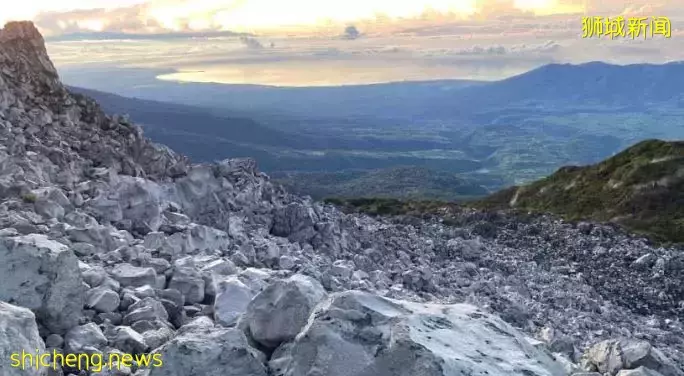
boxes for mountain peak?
[1,21,43,43]
[0,21,60,96]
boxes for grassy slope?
[476,139,684,243]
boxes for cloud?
[239,36,264,49]
[33,5,161,36]
[343,25,361,40]
[24,0,594,37]
[449,40,562,55]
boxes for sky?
[2,0,682,86]
[3,0,584,34]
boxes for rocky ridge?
[0,21,682,376]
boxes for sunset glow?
[1,0,591,35]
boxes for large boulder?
[214,276,254,327]
[64,323,108,354]
[618,368,667,376]
[270,203,317,239]
[0,234,84,333]
[123,297,169,326]
[168,267,205,304]
[86,286,121,313]
[88,176,164,233]
[147,322,267,376]
[0,301,48,376]
[105,325,149,354]
[269,291,567,376]
[245,274,327,348]
[581,339,683,376]
[110,263,158,288]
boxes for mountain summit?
[0,22,682,376]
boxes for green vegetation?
[325,197,458,218]
[274,166,490,202]
[327,140,684,245]
[476,139,684,244]
[21,193,37,203]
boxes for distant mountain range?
[434,61,684,113]
[65,61,684,201]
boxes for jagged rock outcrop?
[0,21,683,376]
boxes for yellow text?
[9,349,163,372]
[582,16,672,39]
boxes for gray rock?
[245,274,327,348]
[270,291,567,376]
[132,286,157,300]
[0,301,48,376]
[0,234,84,333]
[45,334,64,348]
[105,326,148,354]
[64,323,108,354]
[111,264,157,288]
[271,203,316,238]
[632,253,658,269]
[617,368,666,376]
[86,286,121,313]
[582,339,682,376]
[214,276,254,327]
[278,255,297,270]
[201,259,238,276]
[167,267,205,304]
[124,298,169,326]
[147,326,267,376]
[82,266,108,288]
[141,326,174,350]
[620,340,683,376]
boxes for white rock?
[86,286,121,313]
[214,276,254,327]
[64,323,108,354]
[582,340,683,376]
[111,263,158,288]
[147,325,267,376]
[0,234,84,333]
[124,298,169,325]
[271,291,567,376]
[617,367,666,376]
[105,326,149,354]
[0,301,48,376]
[245,274,327,348]
[168,267,205,304]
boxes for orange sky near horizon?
[0,0,603,36]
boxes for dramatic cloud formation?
[0,0,594,36]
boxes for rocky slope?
[477,139,684,244]
[0,21,682,376]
